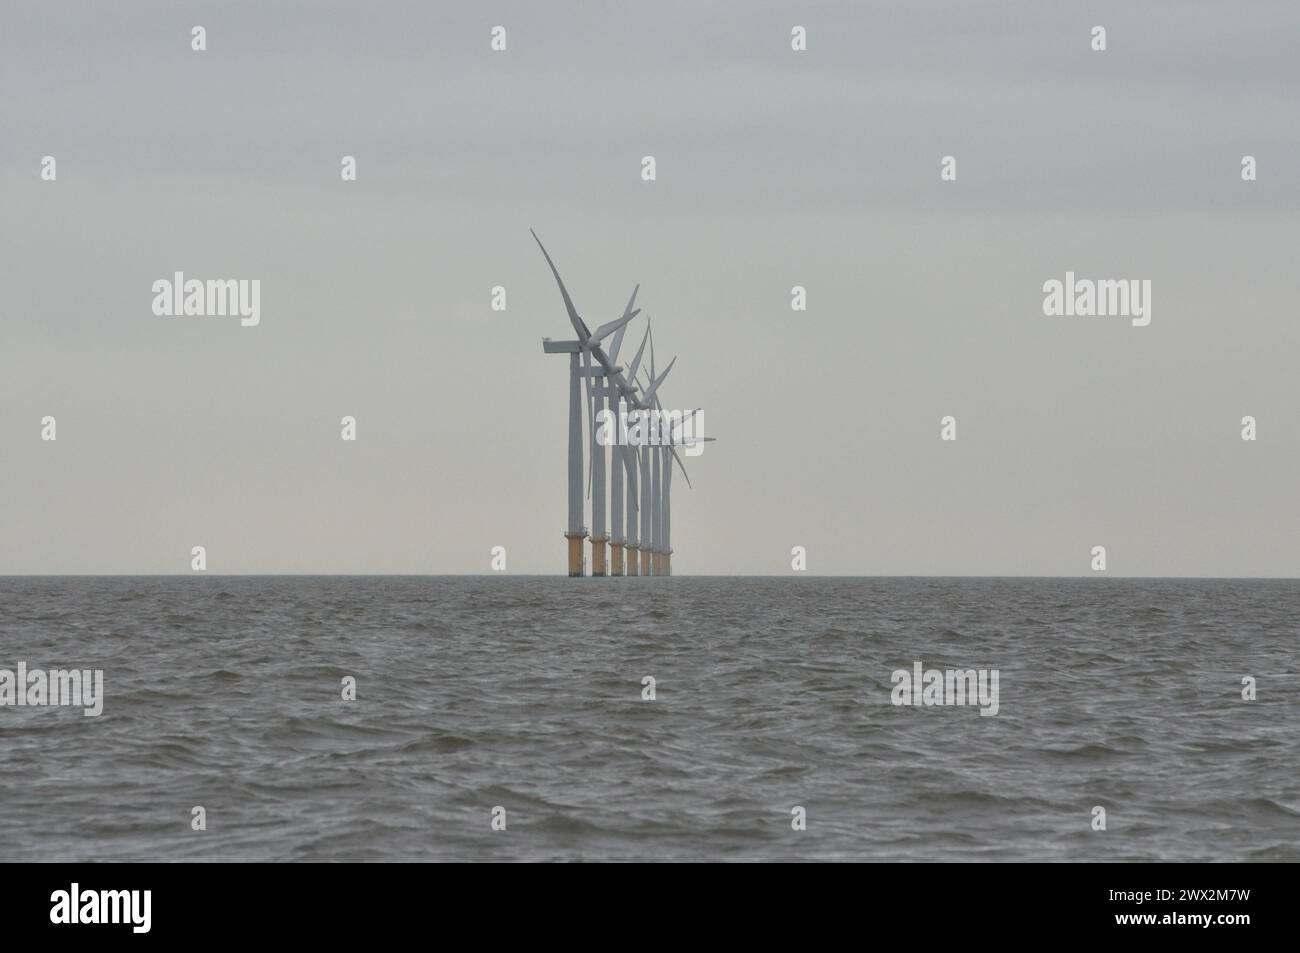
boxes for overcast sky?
[2,1,1298,575]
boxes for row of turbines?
[534,231,709,576]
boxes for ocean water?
[0,576,1296,863]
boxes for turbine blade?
[641,355,676,405]
[531,229,591,340]
[597,284,642,352]
[625,325,650,388]
[591,309,638,346]
[669,446,693,489]
[608,324,629,365]
[669,408,698,441]
[657,402,701,445]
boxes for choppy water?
[0,576,1296,862]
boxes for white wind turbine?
[534,230,639,576]
[633,326,679,574]
[534,230,706,577]
[612,325,651,575]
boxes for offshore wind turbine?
[639,416,653,575]
[661,435,671,575]
[652,443,663,574]
[534,229,703,577]
[534,230,639,576]
[635,327,677,575]
[612,326,650,576]
[613,323,675,577]
[590,364,608,575]
[623,442,640,575]
[592,315,640,575]
[622,340,650,576]
[651,395,712,576]
[654,397,692,577]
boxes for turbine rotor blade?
[591,309,638,346]
[531,229,591,340]
[641,355,676,406]
[597,284,642,352]
[669,446,692,489]
[625,325,650,388]
[608,323,630,366]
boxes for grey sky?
[2,1,1298,575]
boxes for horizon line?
[1,573,1296,581]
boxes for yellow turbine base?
[611,543,624,576]
[565,534,585,577]
[592,539,607,577]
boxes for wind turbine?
[655,397,692,577]
[612,325,650,576]
[595,309,642,575]
[534,230,638,576]
[534,230,706,577]
[589,285,642,576]
[636,327,676,574]
[661,427,671,576]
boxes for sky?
[2,1,1298,575]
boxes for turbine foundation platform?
[564,532,586,577]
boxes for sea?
[1,576,1296,862]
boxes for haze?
[2,1,1297,575]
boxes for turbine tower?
[624,445,640,575]
[661,440,672,575]
[565,351,584,575]
[639,417,653,575]
[655,401,709,577]
[590,368,608,576]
